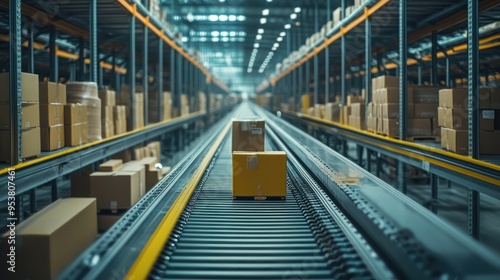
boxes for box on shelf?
[443,108,468,130]
[98,88,116,106]
[480,110,495,131]
[377,75,399,89]
[381,103,415,119]
[446,129,468,155]
[0,102,40,129]
[408,119,432,136]
[0,127,41,161]
[121,162,146,197]
[232,151,287,198]
[40,125,64,151]
[89,170,141,211]
[65,123,87,147]
[39,81,66,104]
[0,198,96,280]
[40,103,64,127]
[70,166,93,197]
[232,118,265,152]
[439,88,468,108]
[413,103,437,118]
[411,86,441,104]
[99,159,123,172]
[479,88,491,109]
[64,103,87,125]
[0,72,39,102]
[491,88,500,109]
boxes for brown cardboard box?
[0,198,96,280]
[162,92,172,120]
[65,123,87,146]
[70,166,93,197]
[480,131,500,155]
[377,117,383,134]
[432,118,440,136]
[0,127,41,161]
[491,88,500,110]
[97,213,122,233]
[480,110,495,131]
[98,88,116,106]
[121,163,146,197]
[413,103,438,118]
[232,151,287,198]
[355,116,365,130]
[147,142,161,162]
[377,75,399,89]
[351,103,366,118]
[479,88,491,109]
[64,104,87,125]
[409,119,432,136]
[438,107,445,127]
[102,105,114,122]
[441,127,449,149]
[444,108,468,130]
[447,129,468,155]
[347,95,362,106]
[0,72,39,102]
[99,159,123,171]
[232,119,265,152]
[381,103,415,119]
[0,102,40,129]
[138,157,157,170]
[146,168,162,192]
[40,104,64,127]
[342,106,351,124]
[112,149,132,163]
[378,87,399,104]
[439,88,468,108]
[102,121,115,138]
[90,171,141,210]
[412,86,441,104]
[41,125,65,151]
[348,115,355,127]
[383,118,398,137]
[39,81,66,104]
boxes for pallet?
[233,196,286,201]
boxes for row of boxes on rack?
[231,119,287,199]
[0,73,90,161]
[438,88,500,155]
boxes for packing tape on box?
[246,155,258,169]
[241,121,249,131]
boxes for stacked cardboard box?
[113,105,127,135]
[181,94,190,116]
[0,73,41,161]
[349,103,366,129]
[39,81,66,151]
[66,82,102,142]
[118,85,144,131]
[199,92,207,113]
[232,118,286,199]
[370,76,436,139]
[147,90,172,122]
[0,198,97,279]
[98,88,116,138]
[439,88,500,155]
[64,103,88,146]
[324,102,341,122]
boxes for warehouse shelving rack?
[257,0,500,239]
[0,0,233,223]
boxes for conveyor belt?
[149,134,375,279]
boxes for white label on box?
[110,201,118,210]
[251,127,262,135]
[247,156,258,169]
[482,110,495,119]
[241,121,249,131]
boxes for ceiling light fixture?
[258,28,264,34]
[228,15,237,21]
[280,32,286,37]
[290,13,297,20]
[211,31,219,37]
[254,43,260,48]
[256,34,262,40]
[277,37,283,42]
[262,9,269,16]
[273,43,279,48]
[260,18,267,24]
[284,24,291,29]
[208,15,218,21]
[219,15,228,21]
[294,7,301,13]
